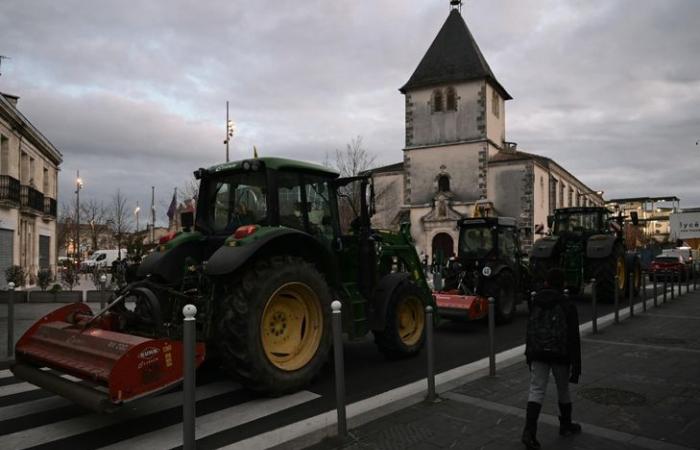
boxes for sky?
[1,0,699,227]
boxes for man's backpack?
[527,302,568,360]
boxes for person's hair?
[545,268,565,290]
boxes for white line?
[644,313,700,320]
[0,374,83,398]
[2,381,238,450]
[0,369,14,380]
[103,390,320,450]
[0,396,71,421]
[581,338,700,354]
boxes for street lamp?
[75,171,83,270]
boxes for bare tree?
[57,202,75,257]
[81,199,107,251]
[109,189,131,259]
[180,176,200,202]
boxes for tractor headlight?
[482,266,492,277]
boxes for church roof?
[399,9,511,99]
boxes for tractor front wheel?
[591,245,626,303]
[373,281,426,358]
[484,271,517,324]
[218,256,331,395]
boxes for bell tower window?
[432,89,443,112]
[446,86,457,111]
[438,175,450,192]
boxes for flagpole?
[174,187,178,230]
[151,186,155,244]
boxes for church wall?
[405,80,485,148]
[405,141,483,205]
[371,171,404,230]
[488,162,526,220]
[533,164,551,237]
[485,83,505,148]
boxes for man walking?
[522,268,582,449]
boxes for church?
[369,4,604,261]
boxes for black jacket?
[525,288,581,376]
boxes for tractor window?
[460,227,494,258]
[278,172,305,231]
[304,178,334,241]
[498,228,517,265]
[209,171,267,233]
[554,212,601,234]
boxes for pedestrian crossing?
[0,370,322,449]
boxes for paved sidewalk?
[308,289,700,450]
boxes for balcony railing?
[20,185,45,213]
[44,196,57,217]
[0,175,21,204]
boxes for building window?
[43,167,49,194]
[492,89,500,118]
[446,87,457,111]
[432,89,443,113]
[539,177,544,208]
[0,135,8,175]
[438,174,450,192]
[568,187,573,207]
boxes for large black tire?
[591,245,626,303]
[373,280,426,359]
[483,270,517,324]
[626,254,642,298]
[217,256,331,395]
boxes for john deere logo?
[138,347,160,359]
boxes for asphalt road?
[0,283,666,449]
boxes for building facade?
[0,93,62,287]
[370,7,603,261]
[606,196,680,244]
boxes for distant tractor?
[435,217,530,323]
[12,157,434,411]
[530,207,642,302]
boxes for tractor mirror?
[547,215,554,229]
[630,211,639,226]
[180,211,194,230]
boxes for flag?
[167,190,177,222]
[253,145,258,159]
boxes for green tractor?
[530,207,641,302]
[12,157,434,409]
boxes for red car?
[649,255,688,281]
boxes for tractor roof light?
[234,225,258,240]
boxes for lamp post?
[224,101,235,162]
[134,203,140,233]
[75,171,83,270]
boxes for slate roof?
[399,9,511,99]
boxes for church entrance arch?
[432,232,454,266]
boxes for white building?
[370,6,603,261]
[0,92,62,287]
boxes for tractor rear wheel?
[218,256,331,395]
[627,255,642,298]
[483,271,517,324]
[591,245,626,303]
[374,281,426,358]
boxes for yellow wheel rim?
[397,296,425,347]
[260,282,323,371]
[616,257,626,291]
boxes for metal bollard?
[7,282,16,358]
[642,271,647,312]
[425,306,436,402]
[183,304,197,450]
[564,288,569,298]
[488,297,496,376]
[614,275,620,324]
[331,301,347,438]
[653,273,658,307]
[591,278,598,334]
[628,272,634,318]
[685,268,690,295]
[671,271,675,300]
[99,274,107,309]
[663,272,668,303]
[530,291,536,311]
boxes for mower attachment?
[11,302,205,412]
[434,290,489,321]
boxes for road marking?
[0,370,14,380]
[103,390,320,450]
[644,313,700,320]
[0,373,83,398]
[0,395,71,421]
[582,338,700,354]
[443,392,693,450]
[1,381,238,449]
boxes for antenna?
[0,55,10,77]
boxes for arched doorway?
[432,232,454,266]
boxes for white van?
[81,249,127,272]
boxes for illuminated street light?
[75,170,83,270]
[135,203,141,232]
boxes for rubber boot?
[559,402,582,436]
[521,401,542,450]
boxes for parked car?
[80,249,127,272]
[649,255,688,281]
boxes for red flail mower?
[11,299,205,412]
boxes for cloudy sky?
[1,0,698,226]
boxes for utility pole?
[151,186,155,244]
